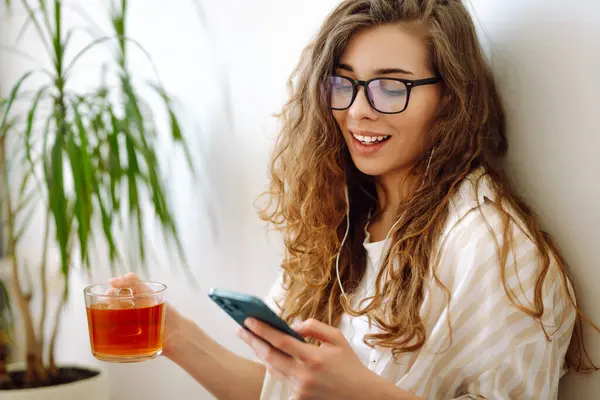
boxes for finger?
[109,272,149,293]
[106,273,156,308]
[244,318,316,362]
[236,326,296,381]
[109,272,139,287]
[293,318,346,346]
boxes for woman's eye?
[375,80,407,97]
[382,88,406,96]
[336,84,353,92]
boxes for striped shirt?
[260,168,576,399]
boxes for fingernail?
[245,318,255,329]
[236,327,245,338]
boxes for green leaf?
[110,0,126,61]
[16,1,53,58]
[71,102,96,268]
[1,71,36,133]
[18,164,35,198]
[47,118,70,276]
[68,4,107,38]
[62,29,75,55]
[14,188,38,217]
[151,83,196,177]
[0,44,40,65]
[94,184,120,270]
[38,112,54,191]
[13,199,38,244]
[124,133,145,266]
[66,124,88,266]
[52,0,64,76]
[121,75,148,143]
[24,85,49,164]
[107,110,122,212]
[63,36,114,79]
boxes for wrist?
[162,306,196,360]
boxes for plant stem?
[47,234,73,376]
[47,284,67,377]
[45,0,69,376]
[0,136,46,385]
[37,212,51,365]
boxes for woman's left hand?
[237,317,386,400]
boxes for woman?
[110,0,595,398]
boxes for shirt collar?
[447,166,495,222]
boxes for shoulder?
[433,168,539,289]
[432,168,572,317]
[439,167,532,251]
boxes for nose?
[348,86,378,121]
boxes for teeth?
[352,133,390,144]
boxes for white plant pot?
[3,363,110,400]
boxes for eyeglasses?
[326,74,441,114]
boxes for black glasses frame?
[327,74,442,114]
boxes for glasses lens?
[328,75,354,110]
[368,79,408,113]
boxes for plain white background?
[1,1,599,399]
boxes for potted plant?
[0,0,193,397]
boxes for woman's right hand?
[108,272,188,359]
[108,273,267,399]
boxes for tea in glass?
[84,281,167,362]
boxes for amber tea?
[84,282,167,362]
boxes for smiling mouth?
[351,132,391,145]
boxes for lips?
[351,132,391,145]
[348,130,391,155]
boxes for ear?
[436,90,451,117]
[441,92,451,108]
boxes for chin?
[351,160,390,177]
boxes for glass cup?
[83,281,167,363]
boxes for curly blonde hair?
[259,0,596,370]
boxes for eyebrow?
[336,63,414,76]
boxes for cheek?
[386,113,424,139]
[389,99,439,139]
[332,111,350,142]
[332,110,345,129]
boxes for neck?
[375,168,419,216]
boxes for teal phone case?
[208,288,306,343]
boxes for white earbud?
[335,186,352,297]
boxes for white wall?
[2,1,599,399]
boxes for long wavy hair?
[258,0,597,370]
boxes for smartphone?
[208,288,306,343]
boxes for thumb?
[293,318,346,346]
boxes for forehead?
[338,24,431,76]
